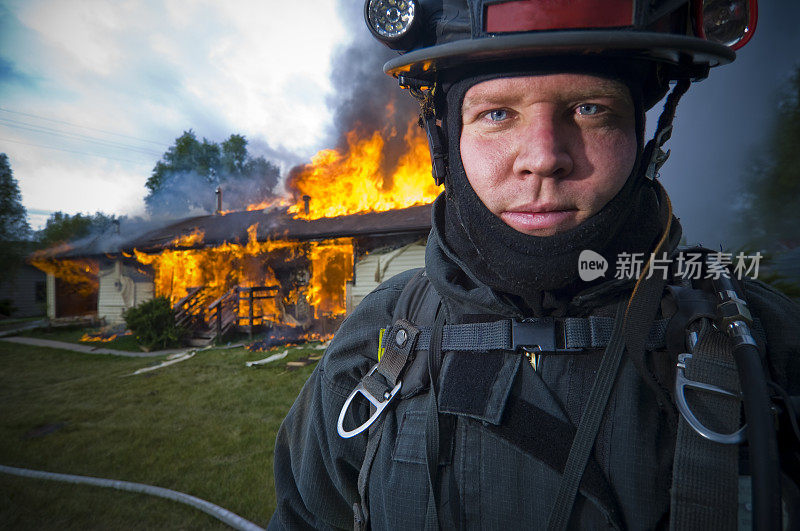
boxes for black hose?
[710,270,782,530]
[733,342,783,530]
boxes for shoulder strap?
[667,248,748,530]
[666,252,745,530]
[391,268,441,323]
[669,320,741,530]
[354,268,442,531]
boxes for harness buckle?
[337,364,402,439]
[512,318,581,354]
[675,353,746,444]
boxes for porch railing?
[191,284,281,343]
[173,287,205,329]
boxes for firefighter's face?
[460,74,637,237]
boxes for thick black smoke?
[287,0,422,196]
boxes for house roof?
[32,204,433,259]
[29,227,125,261]
[121,204,433,253]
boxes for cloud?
[0,57,37,88]
[9,142,151,215]
[0,0,348,222]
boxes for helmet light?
[695,0,757,50]
[365,0,420,50]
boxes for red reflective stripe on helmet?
[485,0,634,33]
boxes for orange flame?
[285,119,440,219]
[136,117,434,339]
[81,333,117,342]
[170,228,205,248]
[241,196,292,213]
[30,251,99,297]
[80,330,131,342]
[134,224,353,326]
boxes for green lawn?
[17,325,145,352]
[0,316,45,331]
[17,325,261,353]
[0,339,322,529]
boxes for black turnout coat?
[268,200,800,530]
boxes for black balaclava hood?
[438,59,664,315]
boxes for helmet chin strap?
[400,75,449,186]
[642,77,691,180]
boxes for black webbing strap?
[362,318,420,400]
[548,211,674,531]
[384,317,671,354]
[424,309,446,530]
[354,270,442,530]
[546,302,628,531]
[669,322,741,530]
[355,417,385,531]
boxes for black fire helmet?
[365,0,757,110]
[364,0,757,184]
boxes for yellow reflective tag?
[378,328,386,361]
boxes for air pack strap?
[382,315,765,357]
[382,316,671,354]
[669,320,743,530]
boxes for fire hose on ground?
[0,464,265,531]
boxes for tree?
[738,66,800,249]
[36,211,116,248]
[144,131,280,217]
[734,66,800,298]
[0,154,30,241]
[0,153,31,274]
[144,131,220,216]
[221,133,248,176]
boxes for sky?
[659,0,800,248]
[1,0,799,248]
[0,0,347,229]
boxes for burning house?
[31,124,438,338]
[31,203,431,341]
[29,227,154,322]
[31,51,441,342]
[126,202,432,339]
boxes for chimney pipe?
[215,186,222,214]
[303,195,311,216]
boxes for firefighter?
[269,1,800,529]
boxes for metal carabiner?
[337,364,402,439]
[675,353,746,444]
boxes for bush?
[123,297,187,350]
[0,299,16,318]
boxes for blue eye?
[577,104,600,115]
[488,109,508,121]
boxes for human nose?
[512,113,573,178]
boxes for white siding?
[346,240,426,313]
[98,261,154,325]
[135,281,154,306]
